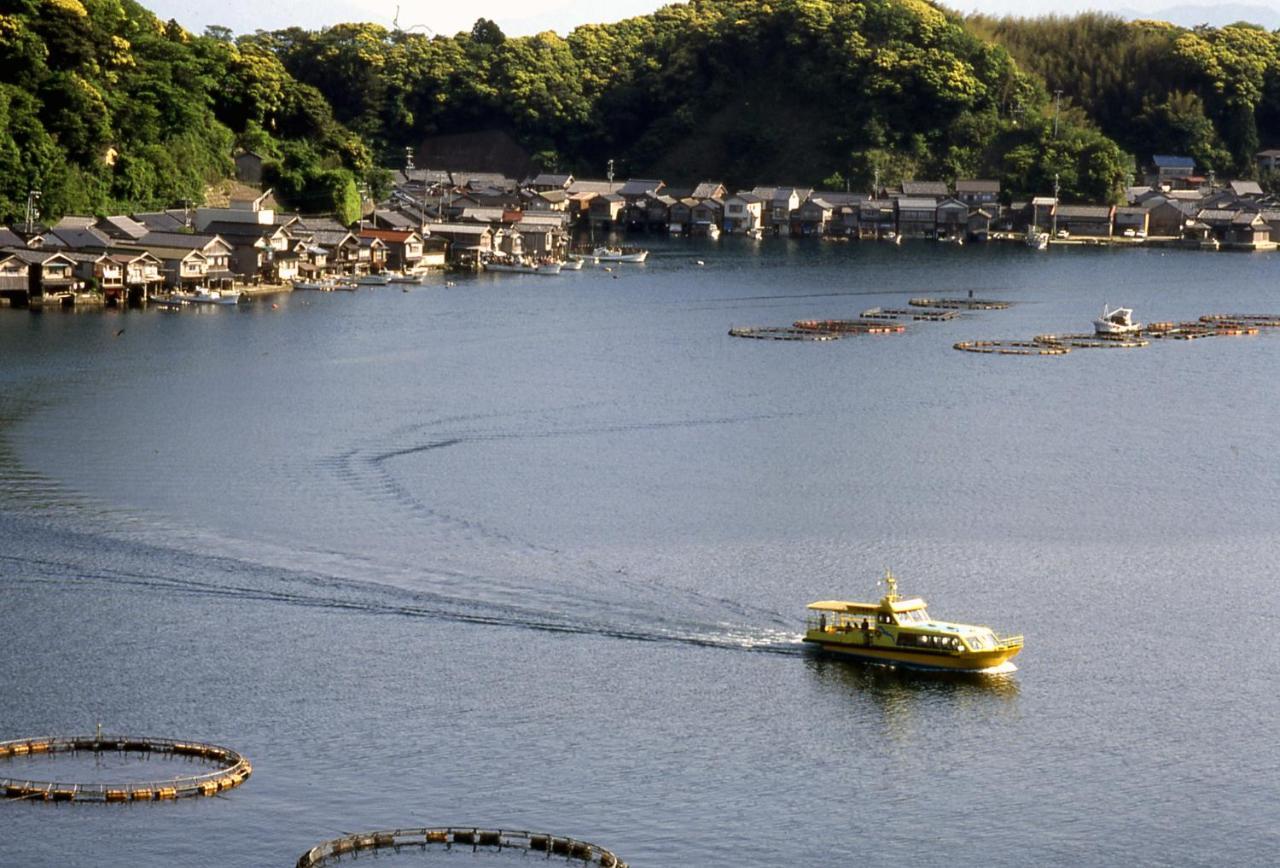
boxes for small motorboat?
[389,273,422,285]
[592,246,648,263]
[560,258,584,271]
[803,570,1023,672]
[356,273,390,286]
[175,288,241,305]
[1094,304,1142,335]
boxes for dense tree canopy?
[5,0,1280,222]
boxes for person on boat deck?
[819,614,826,632]
[861,618,869,632]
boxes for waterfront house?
[896,197,938,238]
[531,189,569,211]
[1142,196,1192,238]
[668,198,694,234]
[1260,208,1280,238]
[114,251,165,301]
[643,192,675,228]
[425,223,494,262]
[723,194,763,234]
[858,199,896,238]
[357,235,388,273]
[132,232,233,288]
[369,209,419,232]
[140,244,208,289]
[967,208,993,241]
[419,236,448,269]
[1054,205,1114,237]
[935,198,968,239]
[0,248,78,301]
[589,193,625,226]
[201,221,294,282]
[955,179,1000,210]
[619,179,666,227]
[1114,206,1150,237]
[760,188,806,235]
[307,229,362,275]
[793,197,834,236]
[691,182,728,201]
[358,229,424,272]
[691,198,724,235]
[1223,212,1270,247]
[64,251,124,299]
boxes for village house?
[358,228,424,272]
[64,251,124,299]
[967,208,994,241]
[690,198,724,236]
[114,251,165,302]
[955,179,1000,210]
[526,173,574,192]
[901,180,948,199]
[357,236,388,272]
[138,243,208,289]
[1054,205,1115,237]
[234,151,265,185]
[935,198,968,239]
[690,181,728,201]
[0,248,79,302]
[305,229,363,275]
[589,193,625,226]
[793,196,834,236]
[668,198,694,234]
[425,223,494,264]
[642,192,675,229]
[618,179,666,227]
[896,197,938,238]
[1228,180,1265,200]
[1198,210,1272,248]
[1150,155,1196,189]
[1113,206,1150,238]
[200,221,294,282]
[1256,149,1280,174]
[1030,196,1058,231]
[129,232,234,288]
[723,194,763,234]
[858,199,896,238]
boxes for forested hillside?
[965,13,1280,178]
[3,0,1280,224]
[0,0,371,224]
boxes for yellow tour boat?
[803,570,1023,672]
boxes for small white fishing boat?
[1094,304,1142,335]
[176,288,241,305]
[292,279,332,291]
[1025,228,1050,251]
[560,258,584,271]
[356,273,390,286]
[592,246,648,263]
[388,273,422,284]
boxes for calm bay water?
[2,238,1279,866]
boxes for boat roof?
[807,598,927,614]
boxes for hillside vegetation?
[3,0,1280,223]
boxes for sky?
[143,0,1280,37]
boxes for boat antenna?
[883,568,898,601]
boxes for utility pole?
[1053,90,1063,138]
[24,190,40,235]
[1052,173,1060,239]
[607,158,615,190]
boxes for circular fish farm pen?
[295,827,628,867]
[909,297,1011,310]
[953,340,1069,356]
[793,319,906,334]
[728,326,841,341]
[1033,334,1150,349]
[859,307,958,321]
[1199,314,1280,328]
[0,735,252,802]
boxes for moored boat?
[356,273,391,286]
[561,257,584,271]
[803,570,1023,672]
[1094,304,1141,335]
[174,288,241,305]
[592,245,648,263]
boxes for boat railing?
[997,633,1024,648]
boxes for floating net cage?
[295,827,628,868]
[728,326,841,341]
[0,735,251,802]
[909,297,1011,310]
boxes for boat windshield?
[896,609,930,624]
[966,630,998,651]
